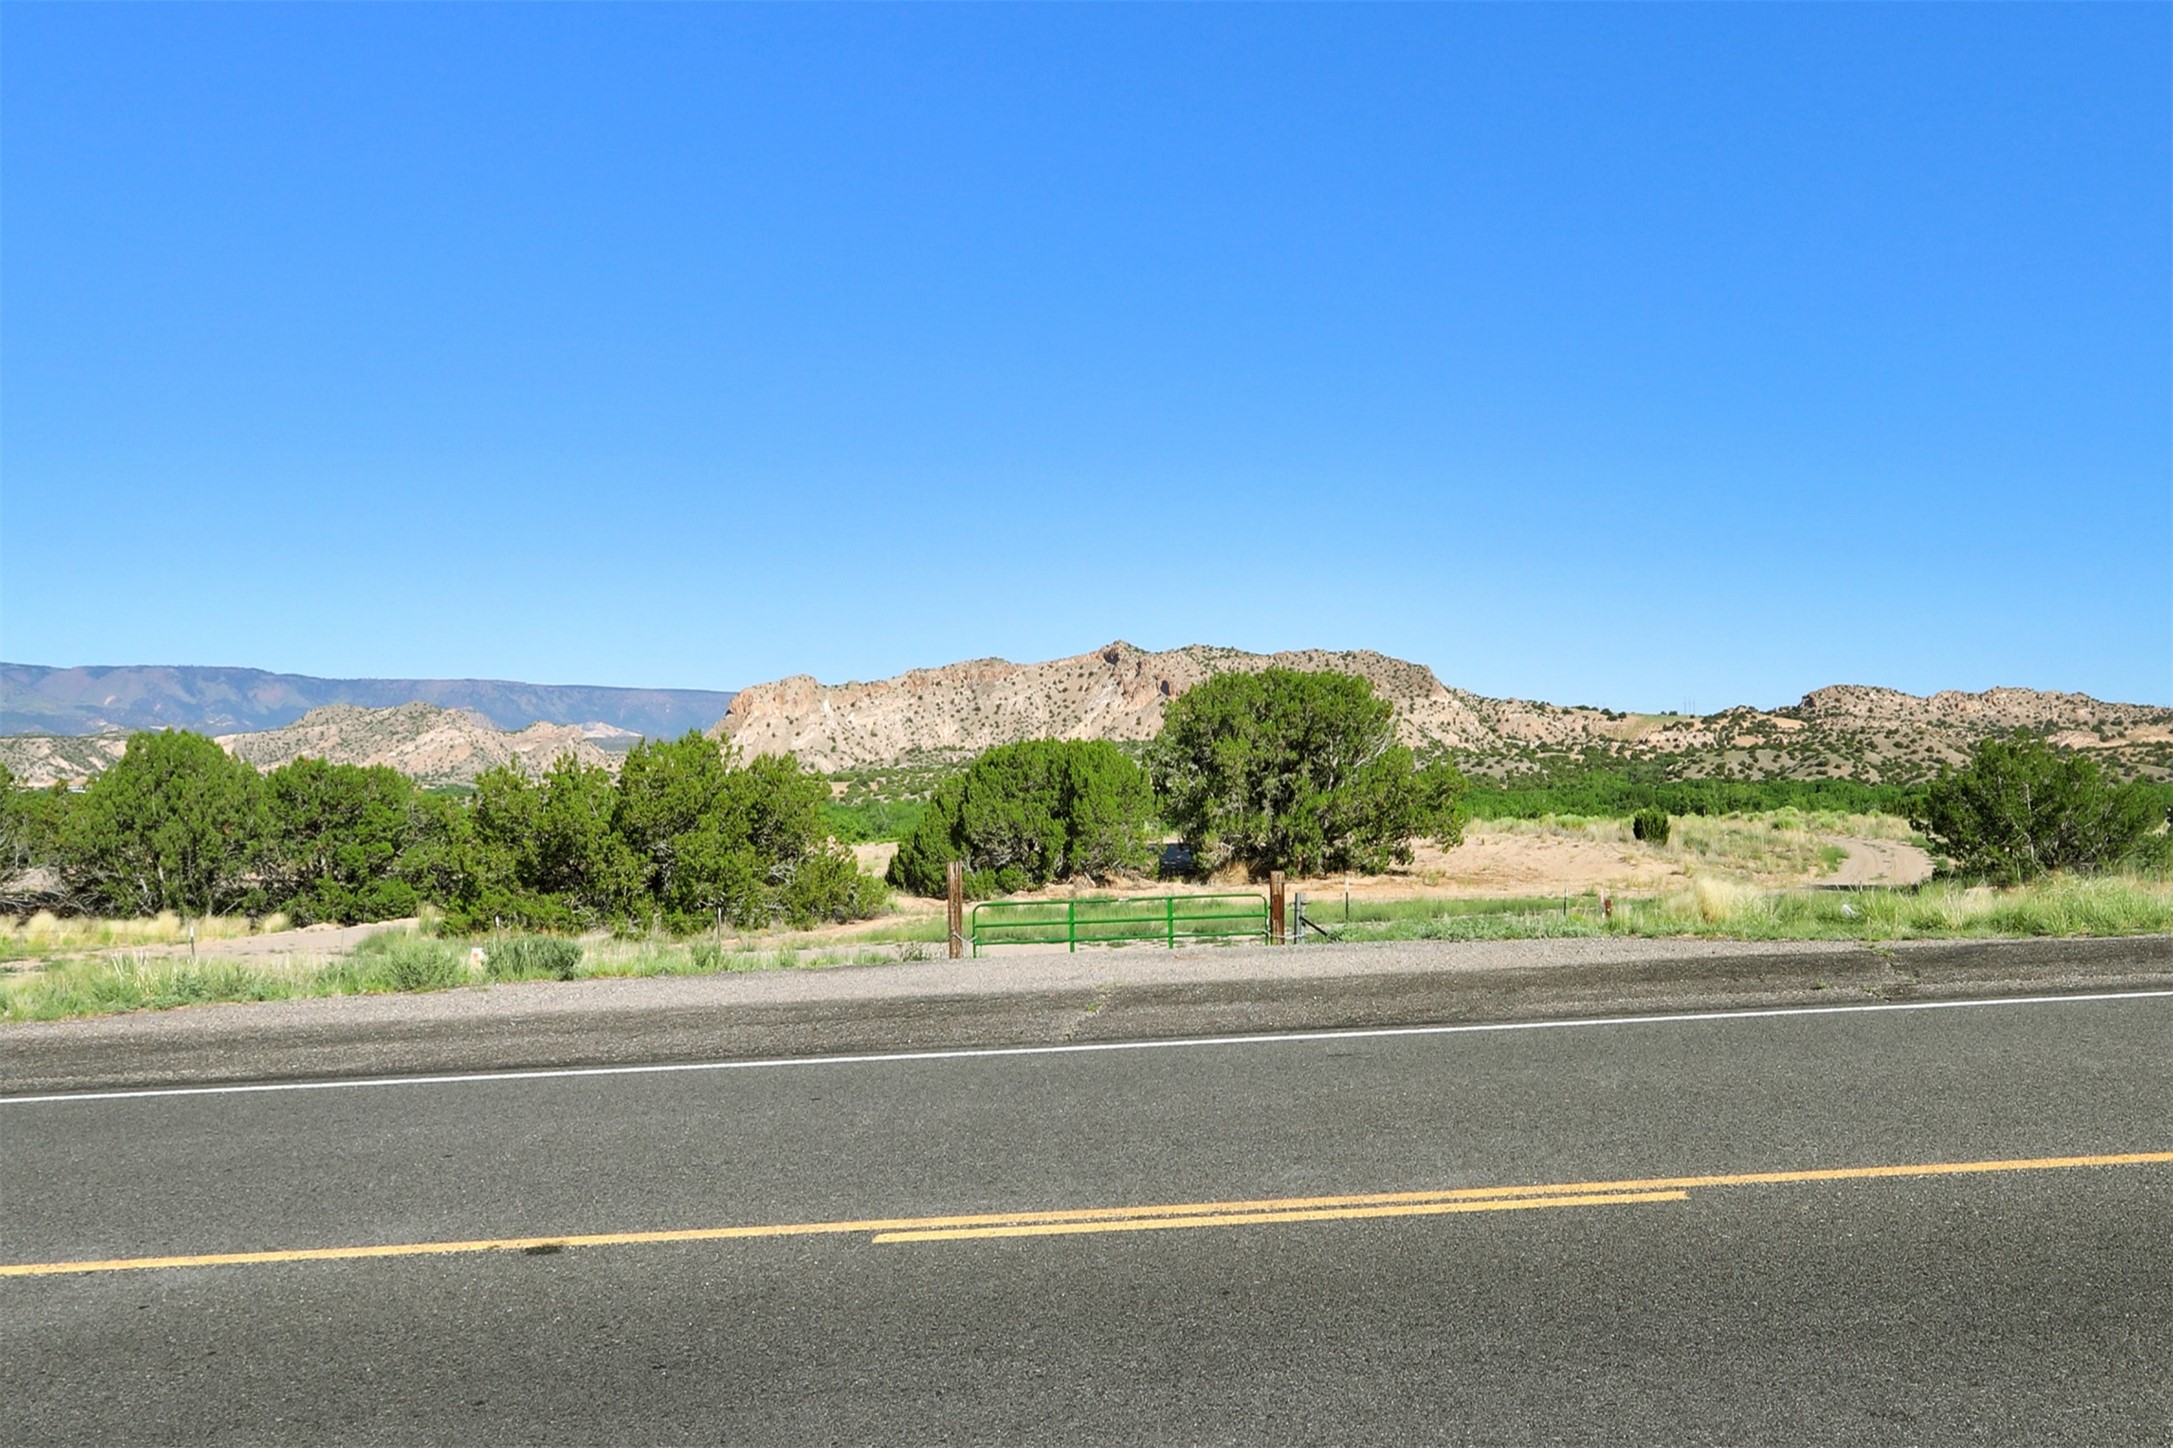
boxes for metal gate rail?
[969,893,1268,956]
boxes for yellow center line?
[871,1191,1690,1243]
[3,1150,2164,1277]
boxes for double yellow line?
[4,1151,2165,1277]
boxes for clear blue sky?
[4,5,2167,709]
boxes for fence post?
[1067,899,1076,953]
[1269,872,1286,945]
[947,861,965,959]
[1167,894,1176,949]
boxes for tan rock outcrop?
[713,642,2172,783]
[217,704,612,787]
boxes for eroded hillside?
[0,704,613,788]
[716,641,2172,784]
[216,704,612,787]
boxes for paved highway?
[6,991,2170,1444]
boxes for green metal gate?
[969,893,1268,956]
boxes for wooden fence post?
[1269,871,1286,945]
[947,860,966,959]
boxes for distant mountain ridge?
[5,646,2166,790]
[1,663,735,739]
[0,703,619,790]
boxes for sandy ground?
[93,919,415,963]
[1385,832,1929,897]
[1824,837,1935,888]
[852,842,899,877]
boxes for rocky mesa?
[715,641,2173,783]
[6,645,2165,790]
[715,642,1492,771]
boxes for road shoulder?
[4,934,2169,1095]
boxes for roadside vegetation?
[1460,767,1921,821]
[1324,872,2173,945]
[0,920,950,1023]
[1148,668,1467,876]
[0,731,888,934]
[1,908,296,962]
[888,739,1158,898]
[3,676,2168,1024]
[1911,736,2167,881]
[6,865,2166,1024]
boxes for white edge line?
[5,988,2170,1107]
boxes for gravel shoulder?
[4,934,2168,1096]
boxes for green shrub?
[1148,669,1466,877]
[261,758,430,925]
[485,934,585,981]
[1913,735,2161,881]
[890,739,1156,897]
[57,731,266,917]
[2124,828,2173,876]
[345,932,465,992]
[821,798,926,844]
[421,735,885,933]
[1632,808,1671,845]
[1,765,74,877]
[779,843,891,927]
[1464,767,1915,821]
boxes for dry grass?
[1,910,294,961]
[1477,809,1916,884]
[1335,871,2173,945]
[0,922,941,1024]
[1625,871,2173,940]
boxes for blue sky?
[4,5,2167,709]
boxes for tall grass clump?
[1614,870,2173,941]
[1957,873,2173,936]
[484,935,584,981]
[0,954,300,1023]
[335,932,465,993]
[1,910,287,961]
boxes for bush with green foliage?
[0,764,75,880]
[1148,669,1467,877]
[1631,807,1671,845]
[821,797,926,844]
[1913,735,2163,882]
[260,758,427,924]
[1463,767,1915,821]
[4,727,888,936]
[428,733,886,932]
[889,739,1157,898]
[56,731,266,917]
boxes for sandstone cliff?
[714,641,2172,784]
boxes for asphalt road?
[6,991,2171,1445]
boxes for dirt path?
[1825,837,1934,888]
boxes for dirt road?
[1826,837,1934,887]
